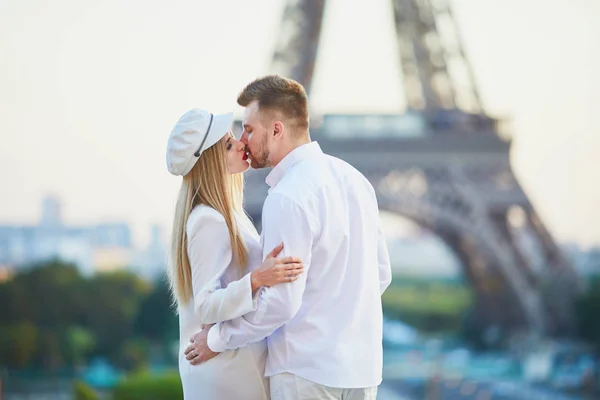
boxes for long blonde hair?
[168,137,248,306]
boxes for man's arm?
[206,193,313,352]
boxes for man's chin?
[250,159,265,169]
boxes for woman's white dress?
[178,205,269,400]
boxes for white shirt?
[207,142,392,389]
[178,206,269,399]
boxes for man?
[185,75,392,399]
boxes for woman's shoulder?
[186,205,227,235]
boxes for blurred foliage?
[135,277,177,341]
[73,380,99,400]
[0,260,178,371]
[65,326,96,366]
[576,276,600,351]
[382,275,472,333]
[112,370,182,400]
[0,321,38,368]
[118,338,151,371]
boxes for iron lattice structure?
[245,0,580,338]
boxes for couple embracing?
[165,75,392,400]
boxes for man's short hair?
[237,75,309,132]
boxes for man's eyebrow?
[243,123,252,129]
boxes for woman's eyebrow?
[226,137,231,144]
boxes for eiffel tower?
[241,0,580,339]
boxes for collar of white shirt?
[265,141,323,188]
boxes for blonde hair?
[168,137,249,306]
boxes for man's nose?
[239,132,248,145]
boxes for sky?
[0,0,598,249]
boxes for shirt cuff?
[207,322,227,353]
[241,272,260,312]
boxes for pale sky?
[0,0,598,248]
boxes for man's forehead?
[242,104,259,124]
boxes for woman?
[165,108,303,399]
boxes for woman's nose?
[232,138,245,151]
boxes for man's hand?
[184,326,219,365]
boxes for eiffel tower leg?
[526,209,578,282]
[524,209,581,335]
[270,0,327,94]
[493,209,540,289]
[447,165,548,337]
[373,162,548,338]
[440,231,529,338]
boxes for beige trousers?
[270,372,378,400]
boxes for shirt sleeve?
[207,193,313,352]
[377,218,392,294]
[187,208,259,325]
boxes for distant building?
[41,196,63,227]
[0,195,133,275]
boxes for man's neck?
[272,138,311,167]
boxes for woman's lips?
[242,152,249,161]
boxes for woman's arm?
[188,208,302,325]
[188,209,254,324]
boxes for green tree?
[73,380,99,400]
[17,260,83,327]
[3,261,85,369]
[83,271,151,365]
[0,260,166,370]
[63,326,96,367]
[0,321,38,368]
[112,370,183,400]
[135,277,178,342]
[118,338,150,371]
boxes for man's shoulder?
[305,153,369,185]
[263,168,314,213]
[277,153,367,190]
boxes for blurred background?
[1,0,599,399]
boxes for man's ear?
[273,121,284,138]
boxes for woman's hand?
[251,243,304,292]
